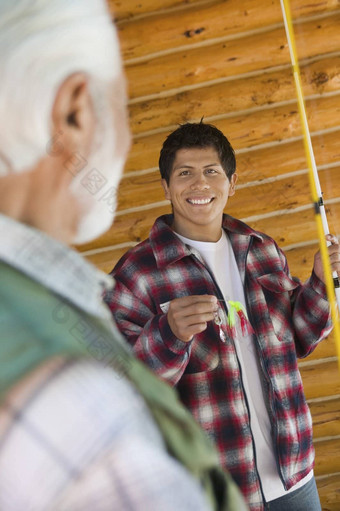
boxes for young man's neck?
[171,219,223,242]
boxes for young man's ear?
[161,178,171,201]
[51,73,95,158]
[228,173,238,196]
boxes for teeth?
[188,198,212,205]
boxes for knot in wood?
[312,72,329,86]
[184,27,205,38]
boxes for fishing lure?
[215,300,254,342]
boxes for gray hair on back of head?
[0,0,124,175]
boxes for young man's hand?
[167,295,218,343]
[313,234,340,282]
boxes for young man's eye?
[206,168,217,174]
[179,170,190,176]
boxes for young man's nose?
[190,173,209,190]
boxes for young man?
[106,122,340,511]
[0,4,247,510]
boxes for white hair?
[0,0,125,174]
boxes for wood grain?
[128,56,340,135]
[247,200,340,247]
[117,0,340,60]
[314,438,340,476]
[300,361,340,400]
[310,397,340,438]
[109,0,212,22]
[317,474,340,511]
[125,14,340,98]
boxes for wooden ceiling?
[80,2,340,507]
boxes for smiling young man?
[162,145,237,243]
[105,122,340,511]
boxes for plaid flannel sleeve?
[106,279,193,385]
[279,245,332,358]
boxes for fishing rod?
[280,0,340,363]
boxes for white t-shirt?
[175,229,312,502]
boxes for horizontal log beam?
[128,56,340,135]
[301,360,340,400]
[314,437,340,477]
[310,397,340,438]
[223,93,340,151]
[234,131,340,184]
[125,14,340,98]
[117,0,340,60]
[247,200,340,249]
[109,0,210,23]
[317,473,340,511]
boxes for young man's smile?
[161,146,237,241]
[186,197,215,205]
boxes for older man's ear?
[51,72,95,160]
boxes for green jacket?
[0,261,247,510]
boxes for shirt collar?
[0,214,114,320]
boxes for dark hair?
[159,122,236,184]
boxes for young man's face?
[161,146,237,242]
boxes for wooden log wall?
[80,1,340,508]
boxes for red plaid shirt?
[105,214,332,510]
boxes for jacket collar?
[150,214,263,269]
[150,215,191,269]
[222,214,263,240]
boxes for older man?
[0,2,247,510]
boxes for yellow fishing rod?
[280,0,340,365]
